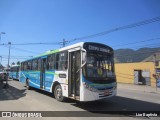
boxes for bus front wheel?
[54,85,65,102]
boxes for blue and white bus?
[20,42,117,102]
[9,65,20,80]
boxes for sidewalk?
[0,80,26,101]
[117,82,160,94]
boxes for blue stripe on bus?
[19,70,55,92]
[82,75,115,89]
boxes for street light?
[0,32,5,42]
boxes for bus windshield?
[83,53,115,82]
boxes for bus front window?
[83,53,115,82]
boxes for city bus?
[19,42,117,102]
[9,65,20,80]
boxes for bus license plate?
[104,90,112,95]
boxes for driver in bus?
[102,64,107,77]
[97,66,103,77]
[93,62,98,77]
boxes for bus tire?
[54,85,65,102]
[26,79,31,90]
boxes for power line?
[11,46,41,54]
[0,42,61,46]
[0,55,32,58]
[66,16,160,44]
[0,16,159,47]
[113,37,160,47]
[2,45,40,54]
[1,41,159,60]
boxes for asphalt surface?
[0,80,160,120]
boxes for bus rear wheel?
[26,79,31,90]
[54,85,65,102]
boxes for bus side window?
[38,59,41,71]
[24,62,28,71]
[32,59,38,71]
[52,54,56,70]
[56,54,59,70]
[20,63,22,71]
[56,52,68,71]
[22,63,24,71]
[27,61,32,70]
[60,52,67,70]
[46,56,49,70]
[47,54,55,70]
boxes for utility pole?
[8,42,11,69]
[62,39,68,47]
[4,42,11,88]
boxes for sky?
[0,0,160,66]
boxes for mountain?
[114,47,160,63]
[142,52,160,62]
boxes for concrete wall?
[115,62,156,87]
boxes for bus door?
[40,57,47,89]
[68,49,81,99]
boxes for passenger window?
[56,52,68,70]
[47,54,55,70]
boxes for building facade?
[115,62,157,87]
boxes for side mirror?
[82,50,86,67]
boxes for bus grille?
[97,87,113,90]
[99,89,112,98]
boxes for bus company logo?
[2,112,11,117]
[1,112,42,117]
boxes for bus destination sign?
[88,45,111,53]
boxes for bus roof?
[22,42,84,62]
[21,42,113,62]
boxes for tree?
[17,61,20,65]
[11,62,15,65]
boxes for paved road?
[0,80,160,120]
